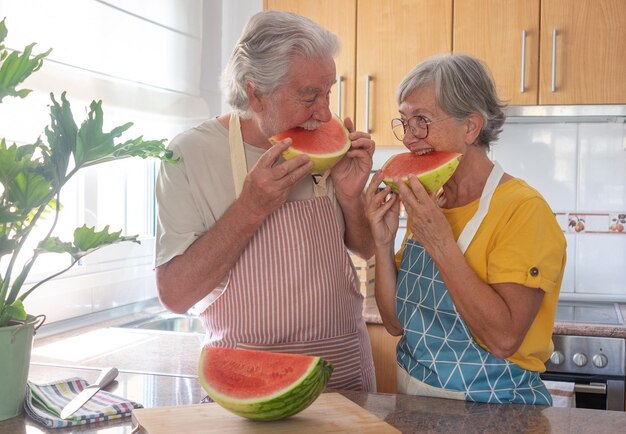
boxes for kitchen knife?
[60,367,119,419]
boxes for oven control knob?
[573,352,588,367]
[592,353,608,368]
[549,351,565,365]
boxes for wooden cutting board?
[131,393,400,433]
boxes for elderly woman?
[365,53,566,405]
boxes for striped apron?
[396,162,552,405]
[199,114,376,391]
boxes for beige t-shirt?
[154,117,346,268]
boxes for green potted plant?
[0,18,175,420]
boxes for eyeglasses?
[391,115,452,141]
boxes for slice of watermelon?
[198,346,333,421]
[268,115,351,174]
[381,151,462,193]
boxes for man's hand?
[238,138,313,219]
[330,117,375,200]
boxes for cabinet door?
[356,0,452,147]
[453,0,540,106]
[264,0,357,121]
[367,323,401,393]
[540,0,626,104]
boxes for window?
[1,0,209,320]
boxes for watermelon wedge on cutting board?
[131,393,400,433]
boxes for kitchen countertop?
[1,302,624,433]
[26,297,626,384]
[363,296,626,338]
[2,364,626,434]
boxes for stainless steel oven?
[542,302,626,411]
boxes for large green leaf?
[0,19,51,103]
[38,225,140,261]
[0,18,7,44]
[74,100,132,166]
[0,233,16,257]
[0,139,42,190]
[0,299,27,327]
[53,97,174,169]
[44,92,77,187]
[7,170,54,211]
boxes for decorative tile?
[609,213,626,233]
[564,212,626,234]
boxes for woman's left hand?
[396,175,454,252]
[331,117,375,200]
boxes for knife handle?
[95,367,119,388]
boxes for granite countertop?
[2,364,626,434]
[1,304,625,433]
[363,296,626,338]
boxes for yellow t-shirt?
[395,178,567,372]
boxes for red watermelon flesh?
[197,346,333,421]
[269,115,351,174]
[381,151,462,193]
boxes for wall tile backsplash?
[373,120,626,301]
[493,121,626,300]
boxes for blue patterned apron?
[396,162,552,405]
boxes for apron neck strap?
[228,112,329,198]
[456,161,505,254]
[229,113,247,198]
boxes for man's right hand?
[238,138,313,219]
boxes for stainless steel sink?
[119,313,204,334]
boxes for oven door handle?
[574,383,607,395]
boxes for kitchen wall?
[495,121,626,301]
[373,120,626,302]
[0,0,265,325]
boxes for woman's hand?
[331,117,374,200]
[364,170,400,248]
[396,175,454,254]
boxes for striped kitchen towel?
[24,377,143,429]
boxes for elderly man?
[154,10,376,391]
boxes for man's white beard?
[261,98,322,137]
[299,119,322,130]
[259,99,283,138]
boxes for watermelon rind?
[269,114,351,174]
[381,151,462,194]
[198,347,334,421]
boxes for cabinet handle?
[336,75,343,118]
[574,383,607,395]
[364,75,371,133]
[520,30,527,93]
[551,28,557,92]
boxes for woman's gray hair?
[222,10,340,118]
[396,53,507,148]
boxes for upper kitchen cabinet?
[539,0,626,104]
[454,0,626,105]
[453,0,540,106]
[264,0,357,121]
[265,0,452,147]
[356,0,452,147]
